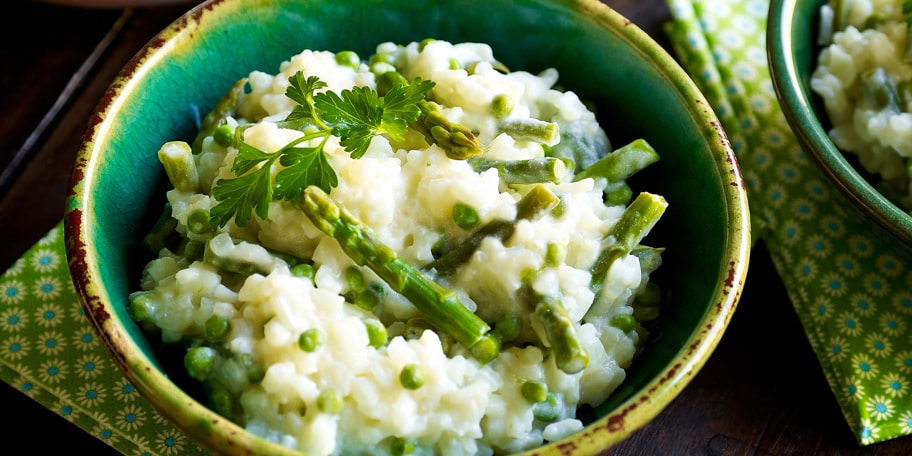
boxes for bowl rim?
[64,0,751,454]
[767,0,912,246]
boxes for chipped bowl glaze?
[64,0,751,454]
[34,0,199,8]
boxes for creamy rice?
[812,0,912,209]
[130,39,664,455]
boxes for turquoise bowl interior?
[65,0,751,454]
[768,0,912,246]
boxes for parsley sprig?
[209,71,435,228]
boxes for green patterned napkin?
[665,0,912,445]
[0,223,206,455]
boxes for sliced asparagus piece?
[191,77,247,153]
[498,118,560,146]
[158,141,198,193]
[301,185,498,362]
[591,192,668,295]
[532,292,589,375]
[572,138,660,183]
[426,184,560,275]
[469,156,568,184]
[410,100,484,160]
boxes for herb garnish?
[209,71,435,228]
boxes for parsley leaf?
[385,77,435,113]
[208,70,435,228]
[231,141,274,175]
[316,86,385,158]
[210,161,274,228]
[286,73,327,111]
[275,146,337,200]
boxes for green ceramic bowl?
[64,0,750,454]
[768,0,912,246]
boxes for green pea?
[213,123,236,147]
[493,313,522,343]
[185,346,218,381]
[609,313,637,333]
[298,328,324,352]
[186,209,212,234]
[353,286,383,311]
[452,202,479,230]
[491,94,515,119]
[399,364,426,390]
[364,318,388,348]
[334,50,361,69]
[317,389,345,414]
[346,265,366,292]
[291,263,315,280]
[128,293,156,322]
[545,242,566,267]
[521,380,548,403]
[377,71,409,97]
[205,314,230,341]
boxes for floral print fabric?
[0,225,206,455]
[666,0,912,445]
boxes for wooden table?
[1,1,908,454]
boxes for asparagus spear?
[300,185,499,362]
[425,184,560,276]
[531,291,589,375]
[190,77,247,153]
[143,202,179,253]
[468,156,568,185]
[410,100,485,160]
[590,192,668,295]
[158,141,199,193]
[572,138,660,183]
[498,118,560,146]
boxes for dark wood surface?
[2,1,910,454]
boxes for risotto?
[812,0,912,210]
[130,39,666,455]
